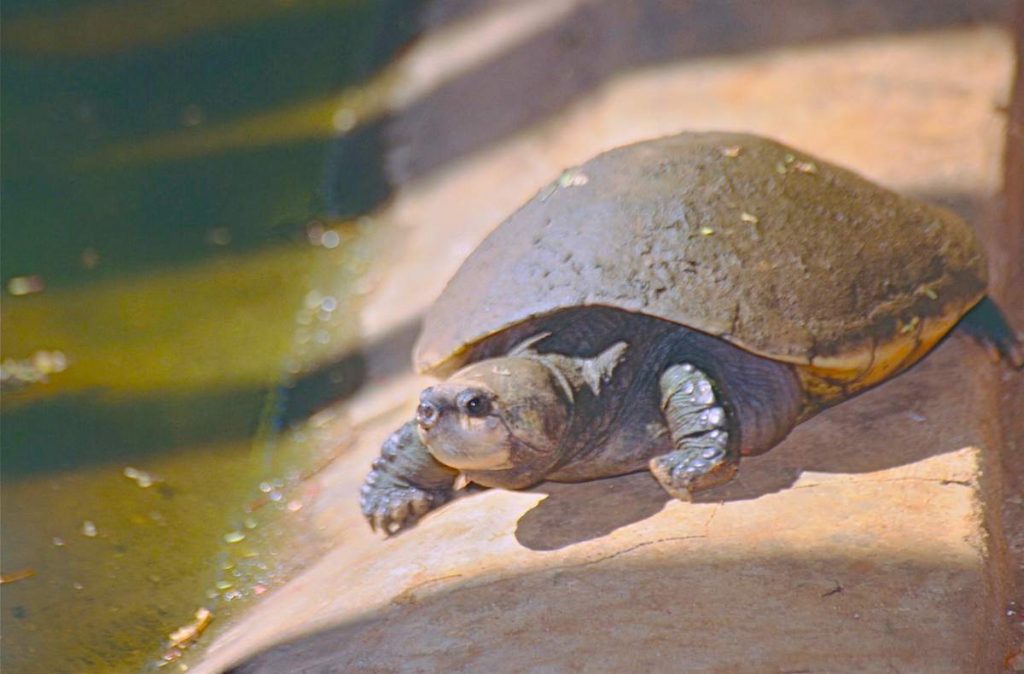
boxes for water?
[1,2,417,671]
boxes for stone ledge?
[198,337,1010,673]
[194,13,1018,674]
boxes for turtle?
[360,131,1023,534]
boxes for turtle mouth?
[416,386,515,470]
[419,420,515,471]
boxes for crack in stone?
[702,502,723,533]
[790,476,974,490]
[390,534,709,608]
[560,534,708,571]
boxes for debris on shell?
[740,212,759,224]
[795,161,818,174]
[82,521,98,537]
[558,170,589,188]
[899,316,921,334]
[699,227,715,236]
[720,145,742,158]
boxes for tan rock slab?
[198,338,1006,674]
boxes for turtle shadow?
[515,336,1002,551]
[515,473,672,551]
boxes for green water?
[1,2,416,671]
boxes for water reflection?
[0,0,418,671]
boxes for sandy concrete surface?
[194,3,1022,672]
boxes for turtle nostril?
[416,401,440,429]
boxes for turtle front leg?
[361,420,459,534]
[649,363,738,500]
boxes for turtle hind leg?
[649,363,739,500]
[960,296,1024,369]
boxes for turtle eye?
[458,390,492,418]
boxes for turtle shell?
[415,132,987,400]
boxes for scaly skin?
[360,421,458,534]
[649,363,738,499]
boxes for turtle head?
[416,356,571,488]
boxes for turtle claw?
[649,446,738,500]
[360,468,452,535]
[360,420,459,535]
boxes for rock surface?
[218,368,1003,673]
[194,4,1021,673]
